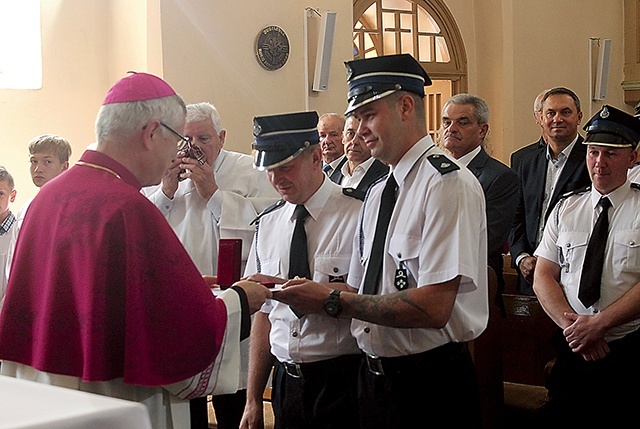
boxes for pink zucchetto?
[102,72,177,105]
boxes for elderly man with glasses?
[144,102,279,429]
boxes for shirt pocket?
[260,259,283,278]
[314,255,351,283]
[556,231,588,274]
[388,234,420,289]
[613,230,640,273]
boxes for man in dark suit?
[318,113,347,183]
[509,87,591,295]
[338,115,389,199]
[510,89,548,171]
[441,94,520,298]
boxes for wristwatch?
[323,290,342,317]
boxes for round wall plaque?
[255,25,290,71]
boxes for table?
[0,375,152,429]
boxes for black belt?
[278,354,360,379]
[364,342,468,376]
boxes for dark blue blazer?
[467,147,520,278]
[508,135,591,294]
[510,137,546,172]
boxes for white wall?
[0,0,627,210]
[445,0,626,161]
[160,0,353,153]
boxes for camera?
[177,139,206,181]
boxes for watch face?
[324,290,341,317]
[325,302,339,315]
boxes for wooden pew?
[473,265,558,428]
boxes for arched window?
[353,0,467,141]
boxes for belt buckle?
[284,362,303,379]
[366,355,385,376]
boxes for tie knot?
[294,204,309,221]
[599,197,612,210]
[323,164,332,174]
[385,174,398,191]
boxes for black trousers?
[545,329,640,426]
[189,390,247,429]
[271,355,360,429]
[358,342,481,429]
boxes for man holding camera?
[145,102,278,429]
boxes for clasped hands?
[562,311,610,361]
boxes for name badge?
[394,266,408,290]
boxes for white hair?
[186,102,223,133]
[95,95,186,142]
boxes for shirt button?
[333,267,339,273]
[292,331,298,337]
[364,327,370,333]
[397,252,402,258]
[630,241,636,246]
[566,243,571,248]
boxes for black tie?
[363,174,398,295]
[578,197,612,308]
[288,205,310,317]
[289,205,311,279]
[323,164,332,175]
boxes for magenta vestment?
[0,150,228,386]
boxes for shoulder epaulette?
[342,187,366,201]
[250,199,285,225]
[632,182,640,190]
[561,185,591,199]
[426,154,460,175]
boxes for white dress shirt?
[145,149,278,275]
[535,181,640,341]
[348,136,488,357]
[340,157,376,189]
[245,177,362,363]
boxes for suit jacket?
[509,135,591,294]
[467,148,520,278]
[509,137,546,172]
[340,159,389,201]
[328,156,348,184]
[354,159,389,193]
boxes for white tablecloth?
[0,375,152,429]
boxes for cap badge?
[346,64,353,80]
[600,106,610,119]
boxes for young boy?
[0,166,17,301]
[17,134,72,228]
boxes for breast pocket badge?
[394,266,408,291]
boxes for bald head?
[533,90,548,127]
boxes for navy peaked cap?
[252,111,320,170]
[344,54,431,115]
[583,105,640,149]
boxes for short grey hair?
[318,113,345,129]
[442,93,489,124]
[95,95,186,142]
[186,102,223,133]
